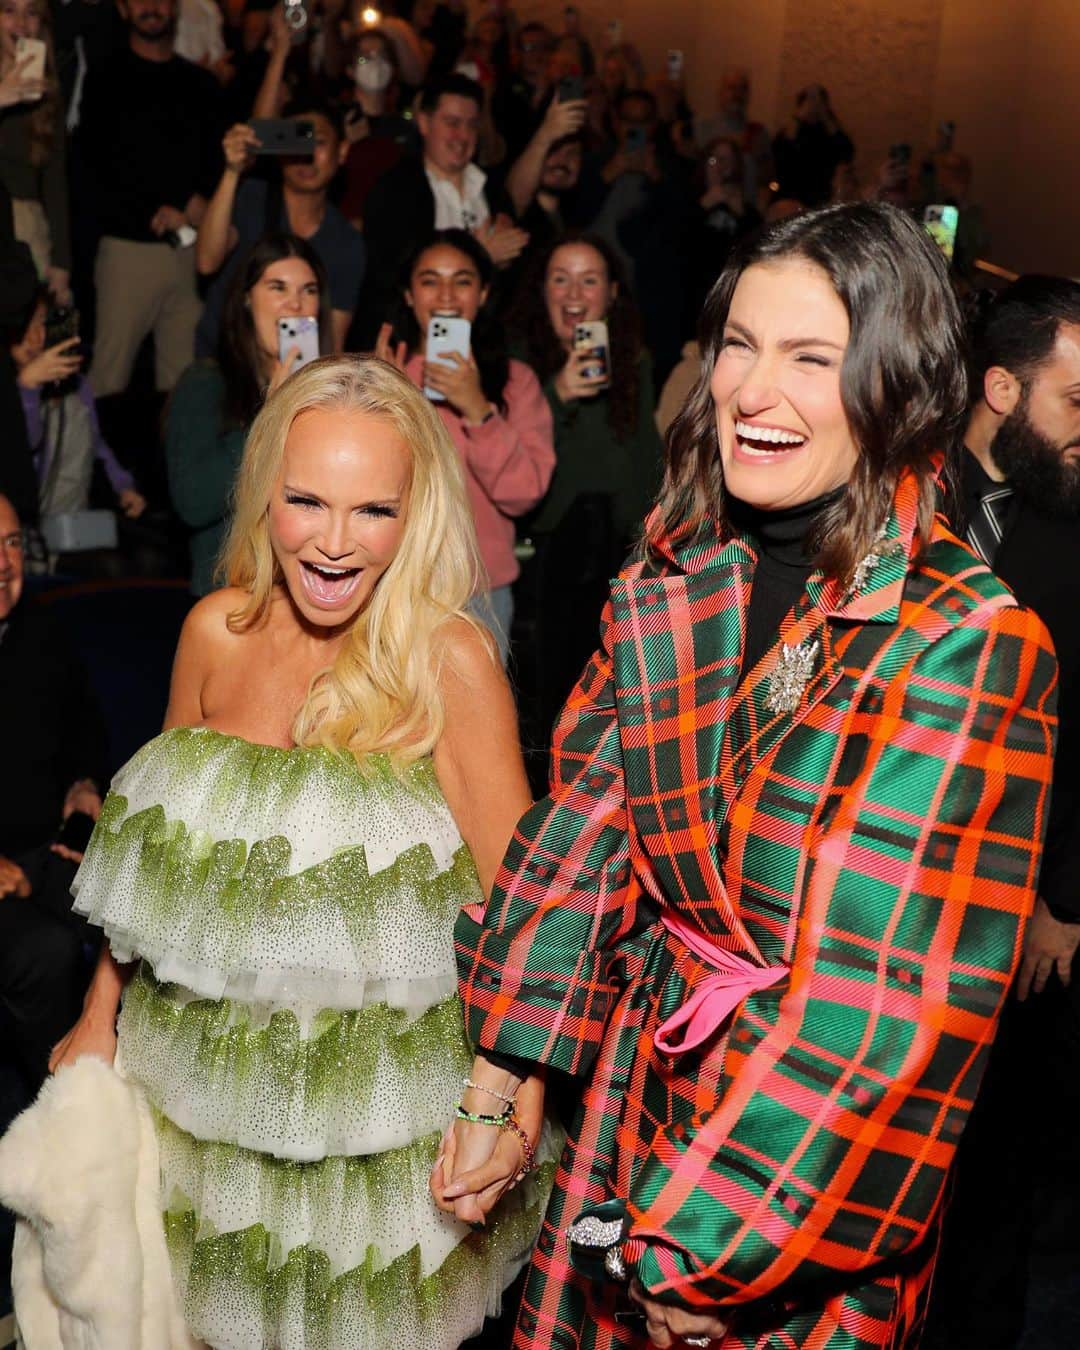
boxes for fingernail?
[444,1182,465,1198]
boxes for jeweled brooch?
[765,639,820,715]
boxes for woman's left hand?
[432,1073,545,1225]
[421,351,490,424]
[628,1280,729,1348]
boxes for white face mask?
[354,53,392,92]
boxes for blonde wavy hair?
[219,355,486,767]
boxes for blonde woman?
[50,356,554,1348]
[0,0,70,301]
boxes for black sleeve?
[55,628,110,794]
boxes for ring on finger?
[683,1337,713,1348]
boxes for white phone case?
[16,37,46,86]
[424,316,471,402]
[278,316,320,370]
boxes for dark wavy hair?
[967,275,1080,395]
[389,229,510,412]
[506,233,642,442]
[218,233,331,428]
[654,201,968,584]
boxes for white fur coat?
[0,1057,203,1350]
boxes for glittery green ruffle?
[158,1114,557,1350]
[120,966,472,1159]
[75,794,482,1003]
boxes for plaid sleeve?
[455,599,649,1077]
[626,602,1058,1311]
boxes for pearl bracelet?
[462,1077,517,1107]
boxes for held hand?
[374,322,408,373]
[628,1280,729,1348]
[0,855,31,900]
[0,53,45,109]
[421,350,489,422]
[1016,897,1080,999]
[540,96,587,144]
[49,1012,117,1073]
[149,204,187,237]
[223,122,260,173]
[267,345,301,395]
[553,348,608,403]
[432,1074,545,1225]
[473,215,529,268]
[63,779,102,822]
[17,337,82,389]
[118,487,147,519]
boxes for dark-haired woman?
[438,202,1059,1348]
[375,228,554,659]
[166,233,330,595]
[508,234,662,782]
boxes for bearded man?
[930,274,1080,1350]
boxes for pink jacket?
[404,354,555,588]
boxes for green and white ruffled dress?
[72,726,556,1350]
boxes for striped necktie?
[966,484,1014,566]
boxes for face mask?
[354,53,392,92]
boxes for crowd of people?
[0,2,1076,1349]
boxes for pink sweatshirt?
[405,354,555,588]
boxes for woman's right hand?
[0,53,45,109]
[17,337,82,389]
[374,322,408,373]
[267,345,301,395]
[49,1010,117,1073]
[554,348,609,404]
[223,122,260,175]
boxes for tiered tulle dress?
[71,726,555,1350]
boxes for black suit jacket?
[350,156,508,350]
[953,450,1080,919]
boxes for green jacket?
[525,357,662,542]
[165,361,247,596]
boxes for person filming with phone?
[167,232,330,595]
[375,228,554,659]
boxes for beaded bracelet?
[462,1077,517,1107]
[455,1104,512,1127]
[501,1114,537,1181]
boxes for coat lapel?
[611,471,927,946]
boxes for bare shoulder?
[435,615,505,699]
[165,588,251,730]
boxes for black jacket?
[953,450,1080,920]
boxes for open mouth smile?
[732,419,809,462]
[299,560,364,609]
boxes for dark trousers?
[0,847,88,1095]
[927,974,1080,1348]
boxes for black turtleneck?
[728,488,844,680]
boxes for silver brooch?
[566,1214,625,1249]
[765,639,820,715]
[849,533,904,597]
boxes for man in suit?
[352,72,526,349]
[931,275,1080,1349]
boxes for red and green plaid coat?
[457,471,1058,1349]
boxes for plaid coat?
[456,470,1058,1349]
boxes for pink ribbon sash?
[653,910,788,1055]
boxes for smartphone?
[166,223,197,249]
[424,315,471,401]
[573,320,609,383]
[15,35,46,85]
[282,0,308,41]
[923,203,959,263]
[278,316,320,370]
[557,73,584,102]
[45,304,79,350]
[56,810,96,856]
[625,126,647,154]
[666,49,684,80]
[249,117,316,157]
